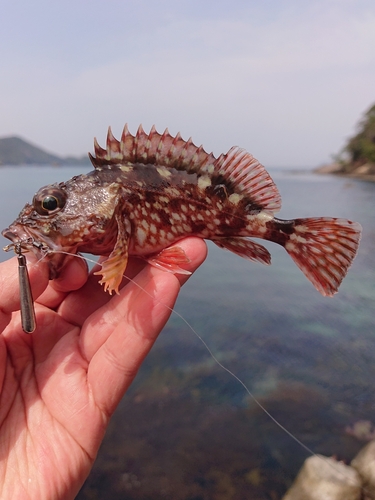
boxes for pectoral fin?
[147,246,192,275]
[94,216,131,294]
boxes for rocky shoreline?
[283,440,375,499]
[314,162,375,182]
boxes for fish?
[2,124,362,297]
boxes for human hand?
[0,237,207,500]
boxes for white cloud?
[0,0,374,166]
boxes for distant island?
[315,103,375,182]
[0,136,90,166]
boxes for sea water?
[0,165,374,498]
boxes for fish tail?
[270,217,362,296]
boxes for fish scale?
[2,124,361,300]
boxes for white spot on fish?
[120,165,133,172]
[166,187,181,197]
[171,213,181,221]
[295,224,309,233]
[156,167,172,178]
[150,213,161,222]
[228,193,244,205]
[256,212,274,222]
[290,233,307,244]
[150,223,157,234]
[137,227,147,246]
[285,241,297,252]
[198,175,212,190]
[310,246,323,255]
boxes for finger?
[0,255,49,332]
[37,256,89,310]
[80,238,207,415]
[51,255,149,328]
[85,267,180,416]
[170,237,208,287]
[58,237,207,328]
[52,255,89,292]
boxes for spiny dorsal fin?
[90,124,217,175]
[89,125,281,212]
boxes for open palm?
[0,237,207,500]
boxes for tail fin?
[282,217,362,296]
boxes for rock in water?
[351,439,375,498]
[282,454,361,500]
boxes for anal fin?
[212,237,271,265]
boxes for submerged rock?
[282,454,361,500]
[351,439,375,499]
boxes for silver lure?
[13,246,36,333]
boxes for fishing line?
[27,250,366,491]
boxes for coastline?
[314,163,375,182]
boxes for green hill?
[316,103,375,181]
[0,136,90,166]
[340,103,375,177]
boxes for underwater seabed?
[0,167,374,499]
[77,263,374,497]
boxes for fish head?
[2,173,121,278]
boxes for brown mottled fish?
[2,125,361,298]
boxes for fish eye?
[33,187,67,215]
[42,196,59,211]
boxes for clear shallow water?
[0,166,374,498]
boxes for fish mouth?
[2,225,74,279]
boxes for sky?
[0,0,374,167]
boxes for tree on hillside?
[340,103,375,172]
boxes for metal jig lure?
[15,246,36,333]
